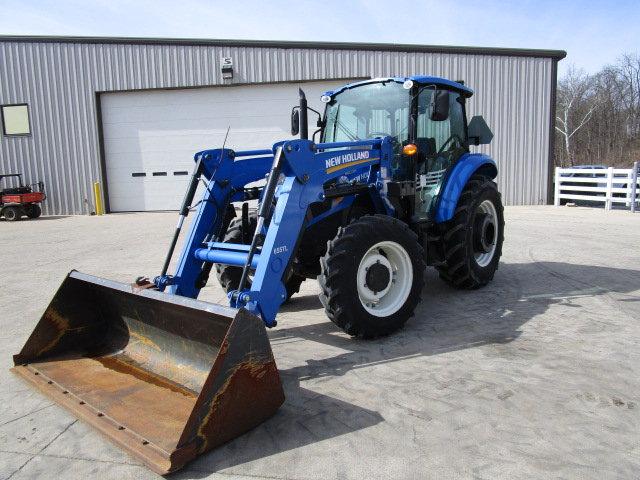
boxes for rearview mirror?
[291,108,300,136]
[467,115,493,145]
[430,90,450,121]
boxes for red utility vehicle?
[1,174,46,221]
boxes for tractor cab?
[319,77,491,220]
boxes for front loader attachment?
[12,271,284,474]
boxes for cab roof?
[323,76,474,99]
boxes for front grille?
[417,168,446,189]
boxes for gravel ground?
[0,205,639,480]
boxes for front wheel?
[2,206,22,221]
[436,174,504,289]
[319,215,425,338]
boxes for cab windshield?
[321,79,468,221]
[322,81,410,143]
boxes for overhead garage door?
[101,80,352,212]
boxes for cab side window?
[416,90,465,154]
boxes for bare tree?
[554,53,640,168]
[617,53,640,138]
[555,67,597,166]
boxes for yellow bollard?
[93,181,104,216]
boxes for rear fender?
[434,153,497,223]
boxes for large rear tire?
[436,174,504,289]
[319,215,425,338]
[215,213,305,299]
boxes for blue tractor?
[13,76,504,474]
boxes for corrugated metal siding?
[0,40,553,214]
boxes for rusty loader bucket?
[12,271,285,474]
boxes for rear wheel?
[319,215,425,338]
[25,204,42,219]
[436,174,504,289]
[3,206,22,221]
[215,213,305,299]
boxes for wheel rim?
[356,241,413,317]
[473,199,498,267]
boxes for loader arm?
[161,149,275,298]
[162,137,396,326]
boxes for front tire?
[436,174,504,289]
[3,206,22,221]
[319,215,425,338]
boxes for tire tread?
[435,174,504,289]
[318,214,425,338]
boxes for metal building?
[0,36,565,215]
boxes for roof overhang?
[0,35,567,60]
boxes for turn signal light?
[402,144,418,156]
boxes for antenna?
[221,125,231,151]
[158,126,232,278]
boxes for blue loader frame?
[155,137,397,327]
[151,78,499,330]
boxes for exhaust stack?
[298,88,308,140]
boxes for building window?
[1,104,31,136]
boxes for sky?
[1,0,639,77]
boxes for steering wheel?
[437,134,464,155]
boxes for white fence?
[554,162,640,211]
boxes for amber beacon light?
[402,143,418,156]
